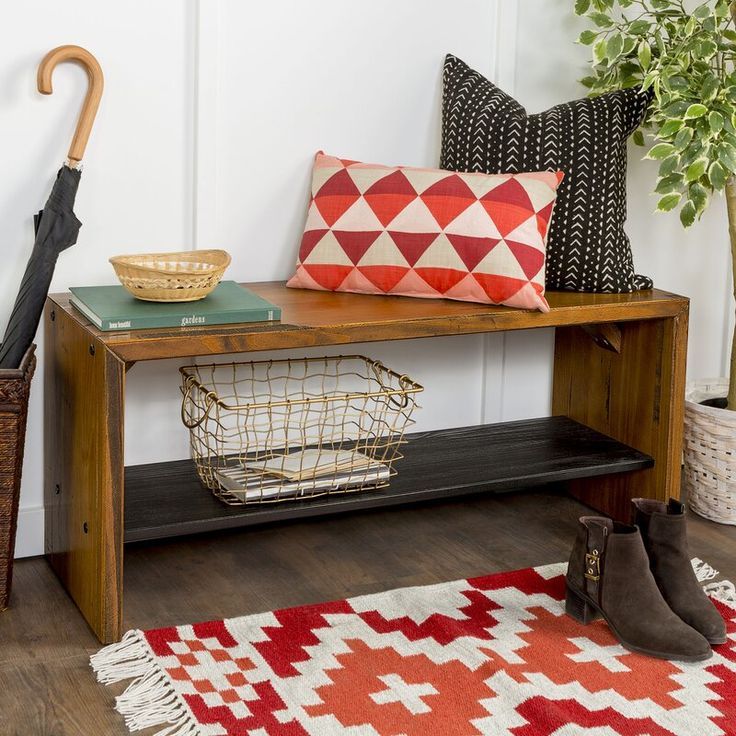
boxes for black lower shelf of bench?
[123,416,653,543]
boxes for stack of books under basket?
[0,345,35,610]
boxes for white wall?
[3,0,730,558]
[2,1,196,556]
[515,0,733,380]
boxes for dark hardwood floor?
[0,486,734,735]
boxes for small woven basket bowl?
[109,249,231,302]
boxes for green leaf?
[655,30,666,56]
[655,173,684,193]
[684,16,697,36]
[723,30,736,42]
[696,39,718,60]
[693,3,712,19]
[620,74,642,88]
[689,182,709,213]
[642,70,658,91]
[656,77,665,102]
[665,76,688,92]
[680,200,697,227]
[590,11,614,27]
[710,111,725,134]
[659,154,681,176]
[709,160,728,189]
[674,127,694,151]
[629,19,651,35]
[685,158,708,182]
[657,193,682,212]
[593,38,608,64]
[684,104,708,119]
[646,143,677,160]
[658,118,684,137]
[665,101,690,117]
[701,75,720,102]
[681,143,706,168]
[578,30,598,45]
[632,129,645,146]
[607,33,624,60]
[575,0,591,14]
[580,75,598,88]
[719,143,736,172]
[715,0,730,17]
[637,40,652,70]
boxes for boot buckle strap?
[584,550,601,582]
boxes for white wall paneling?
[193,0,219,250]
[515,0,734,382]
[2,1,196,557]
[484,0,556,423]
[5,1,730,557]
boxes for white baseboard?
[13,505,44,559]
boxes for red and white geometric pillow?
[287,152,564,312]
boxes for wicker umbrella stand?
[0,345,36,610]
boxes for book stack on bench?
[69,281,281,331]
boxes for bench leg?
[44,303,125,643]
[552,310,689,521]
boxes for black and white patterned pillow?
[440,54,653,293]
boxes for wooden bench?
[44,284,689,642]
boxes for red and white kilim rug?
[92,561,736,736]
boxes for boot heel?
[565,585,599,624]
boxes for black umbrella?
[0,166,81,368]
[0,45,103,369]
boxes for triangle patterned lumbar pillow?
[287,151,563,313]
[440,54,653,294]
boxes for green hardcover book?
[69,281,281,331]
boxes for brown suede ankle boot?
[565,516,712,662]
[632,498,727,645]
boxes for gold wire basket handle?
[392,375,416,410]
[180,382,218,430]
[370,360,413,410]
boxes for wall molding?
[192,0,220,251]
[491,0,519,91]
[14,505,44,558]
[481,1,519,424]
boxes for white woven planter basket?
[684,378,736,525]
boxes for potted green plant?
[575,0,736,523]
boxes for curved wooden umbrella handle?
[37,45,104,165]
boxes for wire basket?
[180,355,423,505]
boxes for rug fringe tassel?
[692,557,719,582]
[90,630,199,736]
[90,629,152,684]
[691,558,736,605]
[704,578,736,605]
